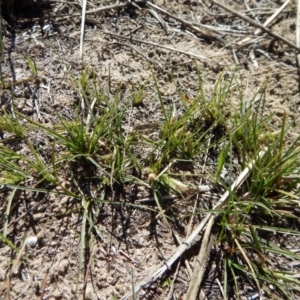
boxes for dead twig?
[244,0,261,24]
[104,31,207,60]
[6,273,11,300]
[8,198,48,227]
[79,0,87,61]
[120,149,266,300]
[237,0,292,47]
[147,8,168,28]
[106,41,163,70]
[39,269,49,300]
[25,1,143,23]
[83,243,97,297]
[145,1,223,43]
[183,136,213,299]
[136,195,178,203]
[172,232,193,279]
[63,1,132,17]
[10,237,28,275]
[211,0,300,52]
[184,217,216,300]
[166,260,181,300]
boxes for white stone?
[26,236,38,248]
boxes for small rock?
[26,236,38,248]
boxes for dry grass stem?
[104,31,207,60]
[212,0,300,51]
[79,0,87,61]
[107,41,164,69]
[146,1,222,42]
[184,217,216,300]
[237,0,292,47]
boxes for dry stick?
[27,1,144,23]
[166,260,181,300]
[297,0,300,67]
[6,273,11,300]
[121,149,266,300]
[216,278,224,298]
[10,238,28,275]
[85,97,97,135]
[107,41,163,69]
[184,217,216,300]
[244,0,261,24]
[145,1,222,43]
[79,0,87,61]
[173,233,193,278]
[185,136,211,239]
[103,31,207,60]
[83,243,97,295]
[3,188,17,238]
[19,2,149,27]
[55,1,134,19]
[8,198,48,227]
[231,232,262,295]
[199,238,216,300]
[136,195,178,203]
[237,0,292,47]
[148,8,168,28]
[211,0,300,52]
[39,250,58,300]
[184,138,212,298]
[39,269,49,300]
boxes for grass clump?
[212,101,300,298]
[0,63,300,300]
[0,108,26,139]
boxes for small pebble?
[26,236,38,248]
